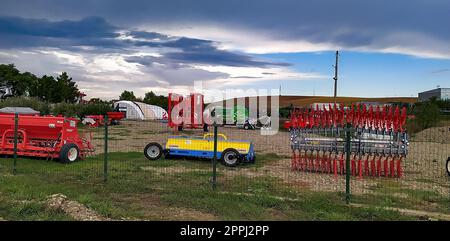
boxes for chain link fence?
[0,110,449,220]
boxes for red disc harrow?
[286,104,409,178]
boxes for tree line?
[0,64,80,103]
[0,64,169,110]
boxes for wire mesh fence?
[0,110,449,220]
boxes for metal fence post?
[103,114,108,182]
[212,124,218,190]
[12,112,18,175]
[345,122,352,204]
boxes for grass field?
[211,95,418,108]
[0,152,435,221]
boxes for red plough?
[83,112,125,127]
[0,114,94,163]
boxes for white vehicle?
[0,85,13,99]
[237,115,272,130]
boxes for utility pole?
[333,51,339,105]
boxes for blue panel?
[168,149,223,159]
[245,143,256,163]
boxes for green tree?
[56,72,79,103]
[31,75,57,102]
[0,64,38,96]
[413,97,441,130]
[119,90,136,101]
[89,98,103,103]
[144,91,156,103]
[143,91,168,109]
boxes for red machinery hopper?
[0,114,94,163]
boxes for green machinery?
[212,105,249,125]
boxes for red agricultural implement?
[168,93,206,131]
[286,104,409,178]
[0,114,94,163]
[83,112,125,127]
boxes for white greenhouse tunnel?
[113,101,168,120]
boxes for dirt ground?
[46,193,109,221]
[87,120,291,155]
[84,121,450,206]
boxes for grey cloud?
[230,76,261,79]
[128,31,169,40]
[0,16,125,50]
[0,0,448,56]
[0,16,287,67]
[126,37,289,67]
[0,16,117,38]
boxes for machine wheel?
[59,143,80,163]
[144,142,163,160]
[446,157,450,176]
[221,148,240,167]
[178,125,183,131]
[244,124,252,130]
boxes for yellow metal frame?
[165,133,251,155]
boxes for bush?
[0,96,51,114]
[0,96,113,118]
[78,103,113,118]
[51,103,79,117]
[406,98,442,133]
[52,103,113,118]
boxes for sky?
[0,0,449,101]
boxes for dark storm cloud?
[165,49,288,67]
[162,37,289,67]
[0,16,117,38]
[128,31,168,40]
[128,36,289,67]
[0,16,124,50]
[0,0,448,55]
[0,16,287,67]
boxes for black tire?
[178,125,183,131]
[221,148,240,167]
[446,157,450,177]
[59,143,80,164]
[144,142,163,160]
[203,124,209,132]
[244,124,251,130]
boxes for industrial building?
[418,88,450,101]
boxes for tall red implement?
[168,93,204,130]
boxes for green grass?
[352,179,450,214]
[0,153,430,220]
[0,197,73,221]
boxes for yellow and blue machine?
[144,133,255,166]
